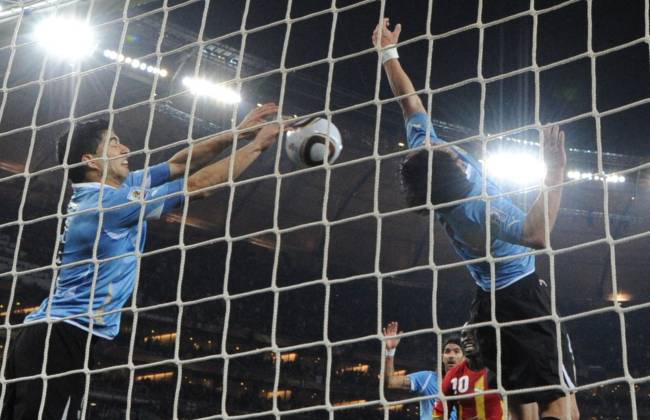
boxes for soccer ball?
[285,117,343,167]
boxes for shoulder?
[405,112,445,148]
[70,184,110,209]
[408,370,437,382]
[408,370,438,393]
[405,112,430,131]
[126,162,171,188]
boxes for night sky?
[162,0,650,155]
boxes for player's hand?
[541,125,566,171]
[238,103,279,138]
[372,18,401,48]
[383,321,402,350]
[252,123,281,151]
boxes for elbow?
[186,177,200,194]
[385,377,400,389]
[522,233,546,249]
[186,177,209,199]
[521,222,547,249]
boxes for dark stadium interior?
[0,0,649,418]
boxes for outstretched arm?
[168,103,279,178]
[185,122,280,198]
[373,19,426,119]
[521,125,566,249]
[383,321,412,390]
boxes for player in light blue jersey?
[2,104,283,419]
[383,322,462,420]
[373,19,577,420]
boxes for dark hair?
[400,149,471,212]
[443,335,461,350]
[57,119,109,183]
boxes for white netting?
[0,0,649,419]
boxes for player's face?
[460,329,480,358]
[94,130,130,184]
[442,343,465,372]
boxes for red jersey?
[435,360,503,420]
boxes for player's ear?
[82,153,100,171]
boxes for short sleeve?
[124,162,171,189]
[405,112,444,149]
[102,178,184,228]
[408,370,439,396]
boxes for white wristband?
[381,45,399,64]
[386,348,396,357]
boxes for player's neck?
[85,172,123,188]
[467,356,484,371]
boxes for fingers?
[372,24,380,42]
[541,126,550,145]
[254,103,279,118]
[541,125,561,148]
[253,102,278,114]
[551,125,559,147]
[384,321,399,333]
[394,23,402,39]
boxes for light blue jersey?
[26,163,184,339]
[406,112,535,290]
[408,370,457,420]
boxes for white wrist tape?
[381,45,399,64]
[386,348,396,357]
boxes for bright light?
[485,152,546,185]
[182,77,241,104]
[567,170,625,183]
[607,291,632,302]
[102,49,167,78]
[35,17,96,61]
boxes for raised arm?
[372,19,426,119]
[168,103,279,178]
[521,125,566,249]
[383,321,412,390]
[185,122,280,198]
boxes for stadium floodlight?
[102,49,167,78]
[485,152,546,185]
[35,17,96,62]
[182,77,241,104]
[567,170,625,183]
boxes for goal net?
[0,0,649,419]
